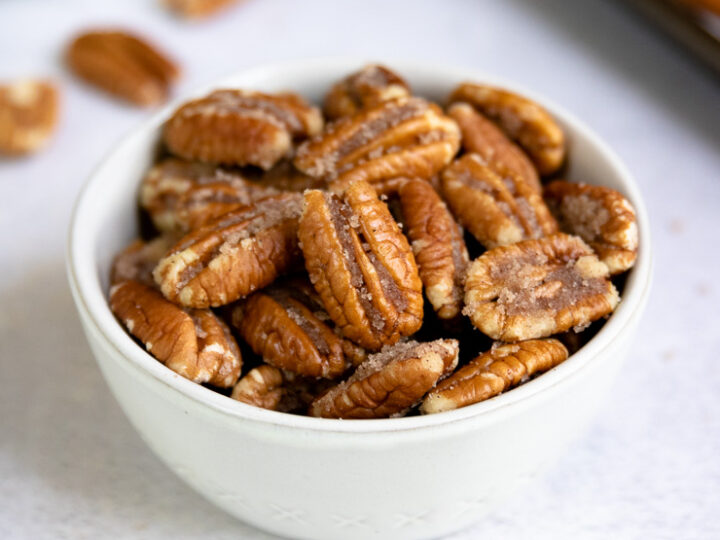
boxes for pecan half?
[231,286,353,379]
[447,102,540,192]
[441,154,557,248]
[0,80,59,156]
[111,236,176,287]
[231,365,286,410]
[294,96,460,193]
[139,158,279,233]
[153,193,302,308]
[543,181,638,275]
[463,233,620,341]
[298,181,423,350]
[397,178,469,320]
[449,83,565,176]
[164,90,323,169]
[163,0,242,18]
[421,339,568,414]
[309,339,459,419]
[66,30,179,106]
[323,64,411,120]
[110,280,241,386]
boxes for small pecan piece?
[110,280,241,386]
[294,96,460,193]
[231,286,352,379]
[298,181,424,350]
[449,83,565,176]
[441,154,557,248]
[259,160,325,192]
[231,365,286,410]
[309,339,459,419]
[323,64,411,120]
[447,102,540,192]
[544,181,638,275]
[153,193,302,308]
[0,80,59,156]
[140,158,279,233]
[421,339,568,414]
[66,30,179,106]
[111,236,176,287]
[164,90,323,169]
[397,178,469,320]
[464,233,620,341]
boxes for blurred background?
[1,0,718,538]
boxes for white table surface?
[1,0,719,538]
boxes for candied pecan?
[139,158,279,233]
[66,30,179,106]
[111,235,176,287]
[397,178,469,320]
[294,96,460,193]
[447,102,540,192]
[543,181,638,275]
[309,339,458,419]
[231,288,351,379]
[323,64,411,120]
[153,193,302,308]
[163,90,323,169]
[298,181,423,350]
[449,83,565,175]
[0,80,59,156]
[421,339,568,414]
[464,233,620,341]
[441,154,557,248]
[231,365,286,410]
[163,0,242,18]
[110,280,241,386]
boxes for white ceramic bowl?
[67,59,652,540]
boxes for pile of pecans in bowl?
[109,64,639,419]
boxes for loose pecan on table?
[0,80,58,156]
[298,180,424,350]
[66,29,179,106]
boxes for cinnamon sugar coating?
[298,180,424,350]
[323,64,411,120]
[294,96,460,194]
[309,339,459,419]
[153,193,302,308]
[464,233,619,341]
[544,180,638,275]
[441,154,557,249]
[164,89,322,169]
[449,83,565,176]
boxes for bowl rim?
[67,58,653,434]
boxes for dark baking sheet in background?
[620,0,720,74]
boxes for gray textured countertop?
[1,0,719,538]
